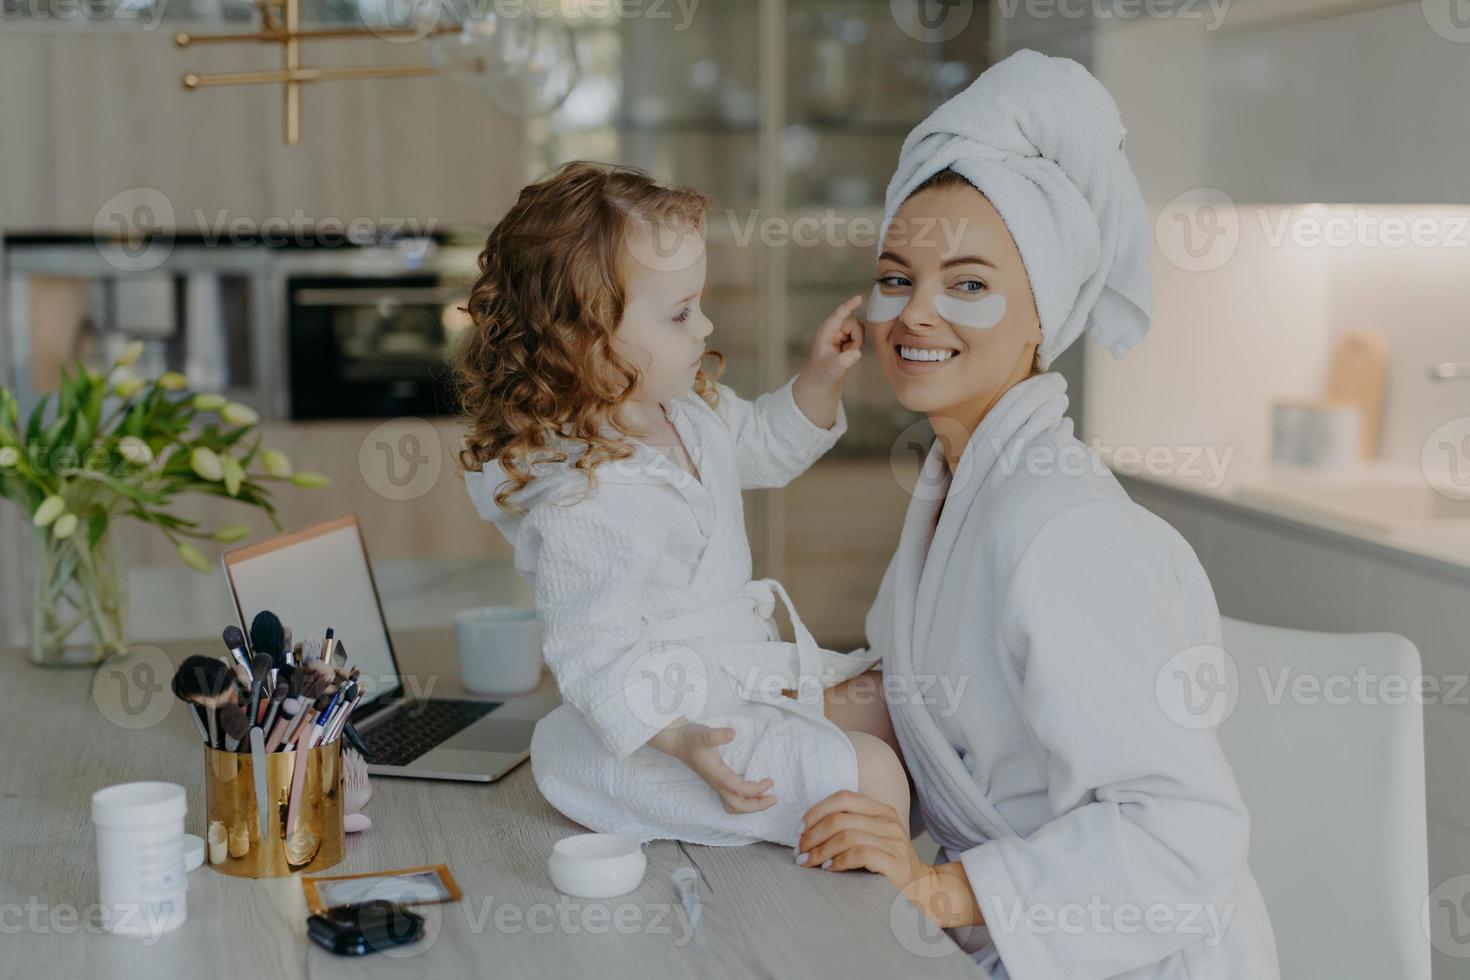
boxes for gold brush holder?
[203,740,344,878]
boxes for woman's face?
[868,183,1042,424]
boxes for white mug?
[454,607,543,696]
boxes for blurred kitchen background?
[4,2,1470,971]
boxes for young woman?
[793,51,1282,979]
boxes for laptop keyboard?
[359,699,502,768]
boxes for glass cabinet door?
[781,0,989,458]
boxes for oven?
[285,276,465,420]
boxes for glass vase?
[30,524,127,668]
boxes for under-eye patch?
[866,284,908,323]
[934,292,1007,330]
[866,283,1007,330]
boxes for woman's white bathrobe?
[466,376,880,847]
[869,372,1280,979]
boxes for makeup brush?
[249,610,285,660]
[251,612,287,693]
[342,721,372,762]
[261,682,288,735]
[184,704,210,744]
[172,655,236,749]
[264,699,297,753]
[285,693,333,838]
[325,680,357,741]
[219,703,250,752]
[322,627,336,665]
[302,659,333,694]
[280,678,325,748]
[250,725,269,841]
[222,626,254,693]
[247,654,272,726]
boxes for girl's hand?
[803,294,865,389]
[674,723,777,814]
[797,790,982,929]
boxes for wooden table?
[0,630,982,978]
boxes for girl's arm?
[791,293,864,429]
[713,295,864,489]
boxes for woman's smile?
[894,341,963,372]
[885,332,965,375]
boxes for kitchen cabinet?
[1087,0,1470,206]
[1203,1,1470,204]
[0,29,526,230]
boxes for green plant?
[0,341,328,573]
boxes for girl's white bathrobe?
[868,372,1280,979]
[466,377,880,848]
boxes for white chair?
[1217,617,1430,980]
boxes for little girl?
[456,161,909,849]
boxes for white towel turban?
[878,49,1152,370]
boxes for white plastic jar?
[547,833,647,898]
[90,781,188,937]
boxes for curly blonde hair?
[455,161,724,512]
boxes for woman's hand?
[797,790,982,929]
[657,721,777,814]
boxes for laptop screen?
[223,516,401,708]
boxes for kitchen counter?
[0,628,981,977]
[1116,458,1470,583]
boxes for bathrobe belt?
[641,579,869,711]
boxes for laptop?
[222,515,554,782]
